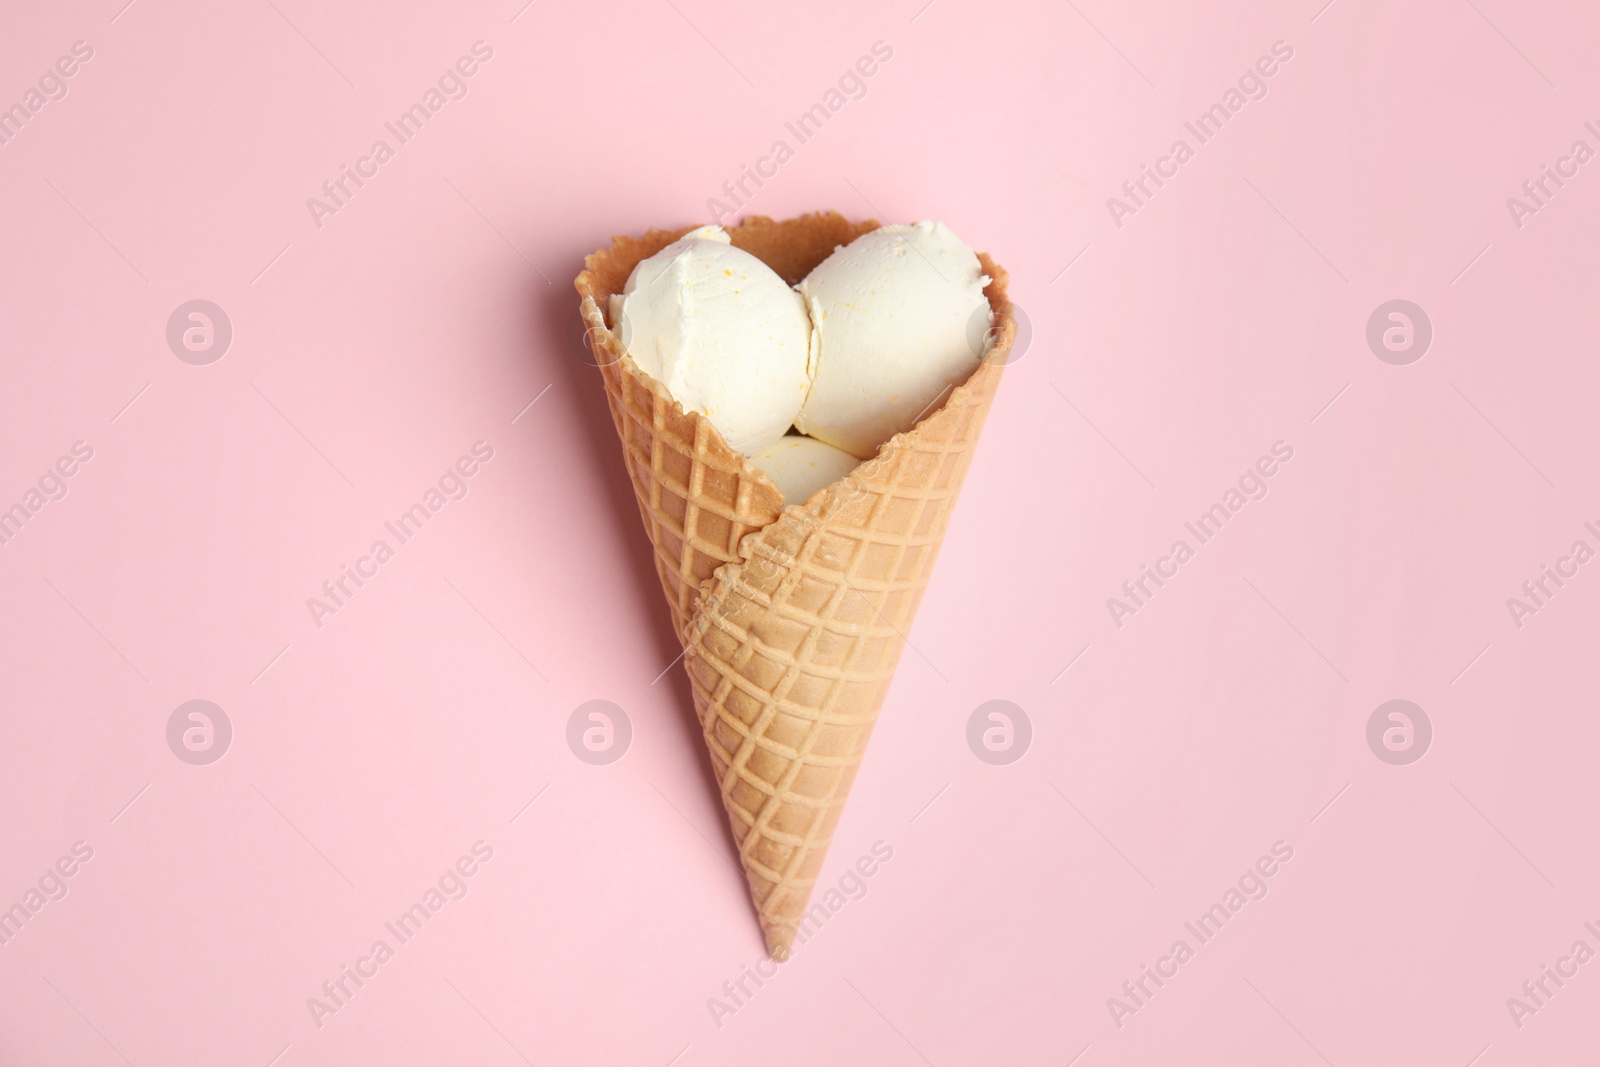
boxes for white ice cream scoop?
[749,434,861,507]
[610,225,812,457]
[794,221,992,459]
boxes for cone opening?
[575,212,1016,521]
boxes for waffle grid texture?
[576,213,1011,958]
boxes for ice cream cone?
[576,212,1012,959]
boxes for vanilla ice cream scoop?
[794,221,992,459]
[610,225,811,456]
[750,434,861,507]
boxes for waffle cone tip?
[764,926,795,962]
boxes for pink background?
[2,0,1597,1063]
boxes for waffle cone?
[575,212,1012,959]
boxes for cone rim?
[574,211,1016,525]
